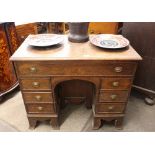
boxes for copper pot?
[68,22,89,43]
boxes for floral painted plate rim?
[90,34,130,49]
[27,34,64,47]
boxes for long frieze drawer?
[95,104,125,113]
[23,92,53,103]
[16,62,137,76]
[26,104,55,114]
[20,78,51,90]
[101,78,132,89]
[99,90,129,102]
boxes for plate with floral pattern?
[90,34,129,49]
[28,34,64,47]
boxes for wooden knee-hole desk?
[10,35,142,130]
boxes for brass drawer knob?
[30,67,37,73]
[32,82,40,88]
[110,94,117,100]
[35,95,42,101]
[114,66,123,73]
[112,81,119,87]
[37,106,43,111]
[108,106,114,110]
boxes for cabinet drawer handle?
[32,82,40,88]
[35,95,42,101]
[110,94,117,100]
[37,106,43,111]
[114,66,123,73]
[112,81,119,87]
[30,67,37,73]
[108,106,114,110]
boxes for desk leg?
[93,117,101,130]
[115,117,123,130]
[85,98,92,109]
[50,116,60,130]
[28,118,37,129]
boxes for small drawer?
[26,104,55,114]
[95,104,125,113]
[101,78,132,90]
[102,63,136,76]
[99,90,128,102]
[20,78,51,90]
[16,62,44,76]
[23,92,53,103]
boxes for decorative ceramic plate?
[90,34,129,49]
[27,34,64,47]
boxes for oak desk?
[10,35,142,129]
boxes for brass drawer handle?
[112,81,119,87]
[37,106,43,111]
[110,94,117,100]
[35,95,42,101]
[30,67,37,73]
[32,82,40,88]
[114,66,123,73]
[108,106,114,110]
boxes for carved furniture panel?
[0,22,19,101]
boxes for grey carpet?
[0,90,155,132]
[0,119,18,132]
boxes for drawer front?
[23,92,53,103]
[26,104,55,114]
[16,62,136,76]
[96,104,125,113]
[20,78,51,90]
[101,78,132,90]
[99,90,129,102]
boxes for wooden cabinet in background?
[47,22,66,34]
[88,22,121,34]
[15,23,38,44]
[122,22,155,105]
[0,22,19,101]
[46,22,121,35]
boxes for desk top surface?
[10,35,142,61]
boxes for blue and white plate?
[90,34,129,49]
